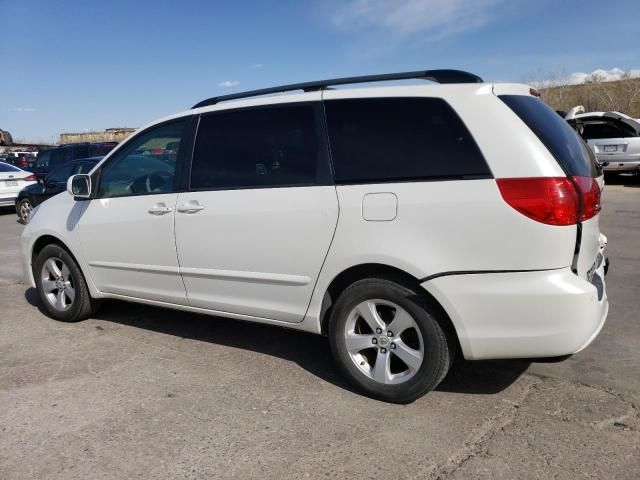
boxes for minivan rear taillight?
[496,176,601,226]
[571,176,601,221]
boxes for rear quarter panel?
[304,85,577,329]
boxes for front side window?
[191,104,322,190]
[324,97,490,183]
[97,121,185,198]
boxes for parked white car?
[0,162,37,207]
[565,106,640,174]
[21,70,609,402]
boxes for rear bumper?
[422,264,608,360]
[599,158,640,172]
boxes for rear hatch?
[498,94,604,282]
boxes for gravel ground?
[0,179,639,479]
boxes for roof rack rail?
[191,69,483,109]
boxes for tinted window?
[324,98,489,183]
[74,161,98,174]
[581,121,635,139]
[72,144,89,160]
[191,105,322,190]
[36,150,52,168]
[49,148,71,169]
[88,143,116,157]
[98,121,184,198]
[46,163,74,183]
[500,95,597,177]
[0,162,20,172]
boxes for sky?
[1,0,639,142]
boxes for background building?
[59,127,136,144]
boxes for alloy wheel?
[20,200,32,223]
[344,299,424,385]
[41,257,75,311]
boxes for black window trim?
[322,96,493,185]
[186,101,333,193]
[91,117,195,200]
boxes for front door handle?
[177,201,205,214]
[148,203,172,215]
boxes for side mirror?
[67,174,92,199]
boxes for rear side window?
[500,95,597,177]
[191,104,327,190]
[324,98,490,184]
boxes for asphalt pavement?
[0,179,638,479]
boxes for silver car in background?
[565,106,640,174]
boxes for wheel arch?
[318,262,461,354]
[30,234,100,298]
[32,234,75,263]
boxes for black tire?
[34,244,101,322]
[16,198,32,224]
[328,278,453,403]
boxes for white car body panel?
[0,164,36,206]
[174,186,339,322]
[76,193,188,305]
[21,82,609,360]
[424,266,608,360]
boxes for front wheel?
[328,278,453,403]
[34,244,101,322]
[17,198,33,224]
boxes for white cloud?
[535,68,640,87]
[566,68,640,85]
[218,80,239,88]
[330,0,501,39]
[250,63,264,69]
[12,107,36,112]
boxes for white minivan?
[21,70,609,403]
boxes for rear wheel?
[34,244,101,322]
[17,198,32,224]
[328,278,453,403]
